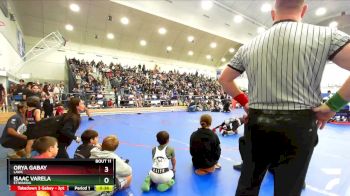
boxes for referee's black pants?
[236,109,318,196]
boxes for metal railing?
[8,91,232,111]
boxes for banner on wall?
[17,29,25,57]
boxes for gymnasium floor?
[1,109,350,196]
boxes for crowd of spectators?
[68,58,232,110]
[6,80,66,114]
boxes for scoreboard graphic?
[8,159,116,192]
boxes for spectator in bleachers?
[27,84,41,100]
[42,84,54,118]
[53,83,61,102]
[67,58,224,109]
[0,84,6,111]
[22,82,33,101]
[17,79,25,92]
[135,93,143,107]
[8,83,17,111]
[113,87,119,108]
[107,99,114,108]
[188,101,197,112]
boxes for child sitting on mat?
[190,114,221,175]
[141,131,176,192]
[74,129,100,159]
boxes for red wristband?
[234,93,248,107]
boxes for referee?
[219,0,350,195]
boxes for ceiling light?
[140,40,147,46]
[206,54,212,59]
[187,36,194,42]
[234,15,243,23]
[210,42,217,48]
[201,0,213,10]
[188,51,194,56]
[257,27,265,34]
[221,58,226,62]
[329,21,338,29]
[229,48,235,53]
[261,3,272,12]
[158,27,167,35]
[69,4,80,12]
[65,24,74,31]
[120,17,129,25]
[315,7,327,16]
[107,33,114,39]
[166,46,172,51]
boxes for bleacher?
[66,58,225,109]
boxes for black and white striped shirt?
[229,20,350,110]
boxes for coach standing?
[219,0,350,195]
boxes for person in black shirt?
[27,84,41,99]
[56,97,85,158]
[114,87,119,108]
[22,82,33,101]
[42,85,54,118]
[0,103,27,157]
[188,101,196,112]
[74,129,100,159]
[13,80,26,102]
[190,114,221,175]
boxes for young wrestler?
[24,96,41,158]
[74,129,100,159]
[213,117,244,136]
[141,131,176,192]
[190,114,221,175]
